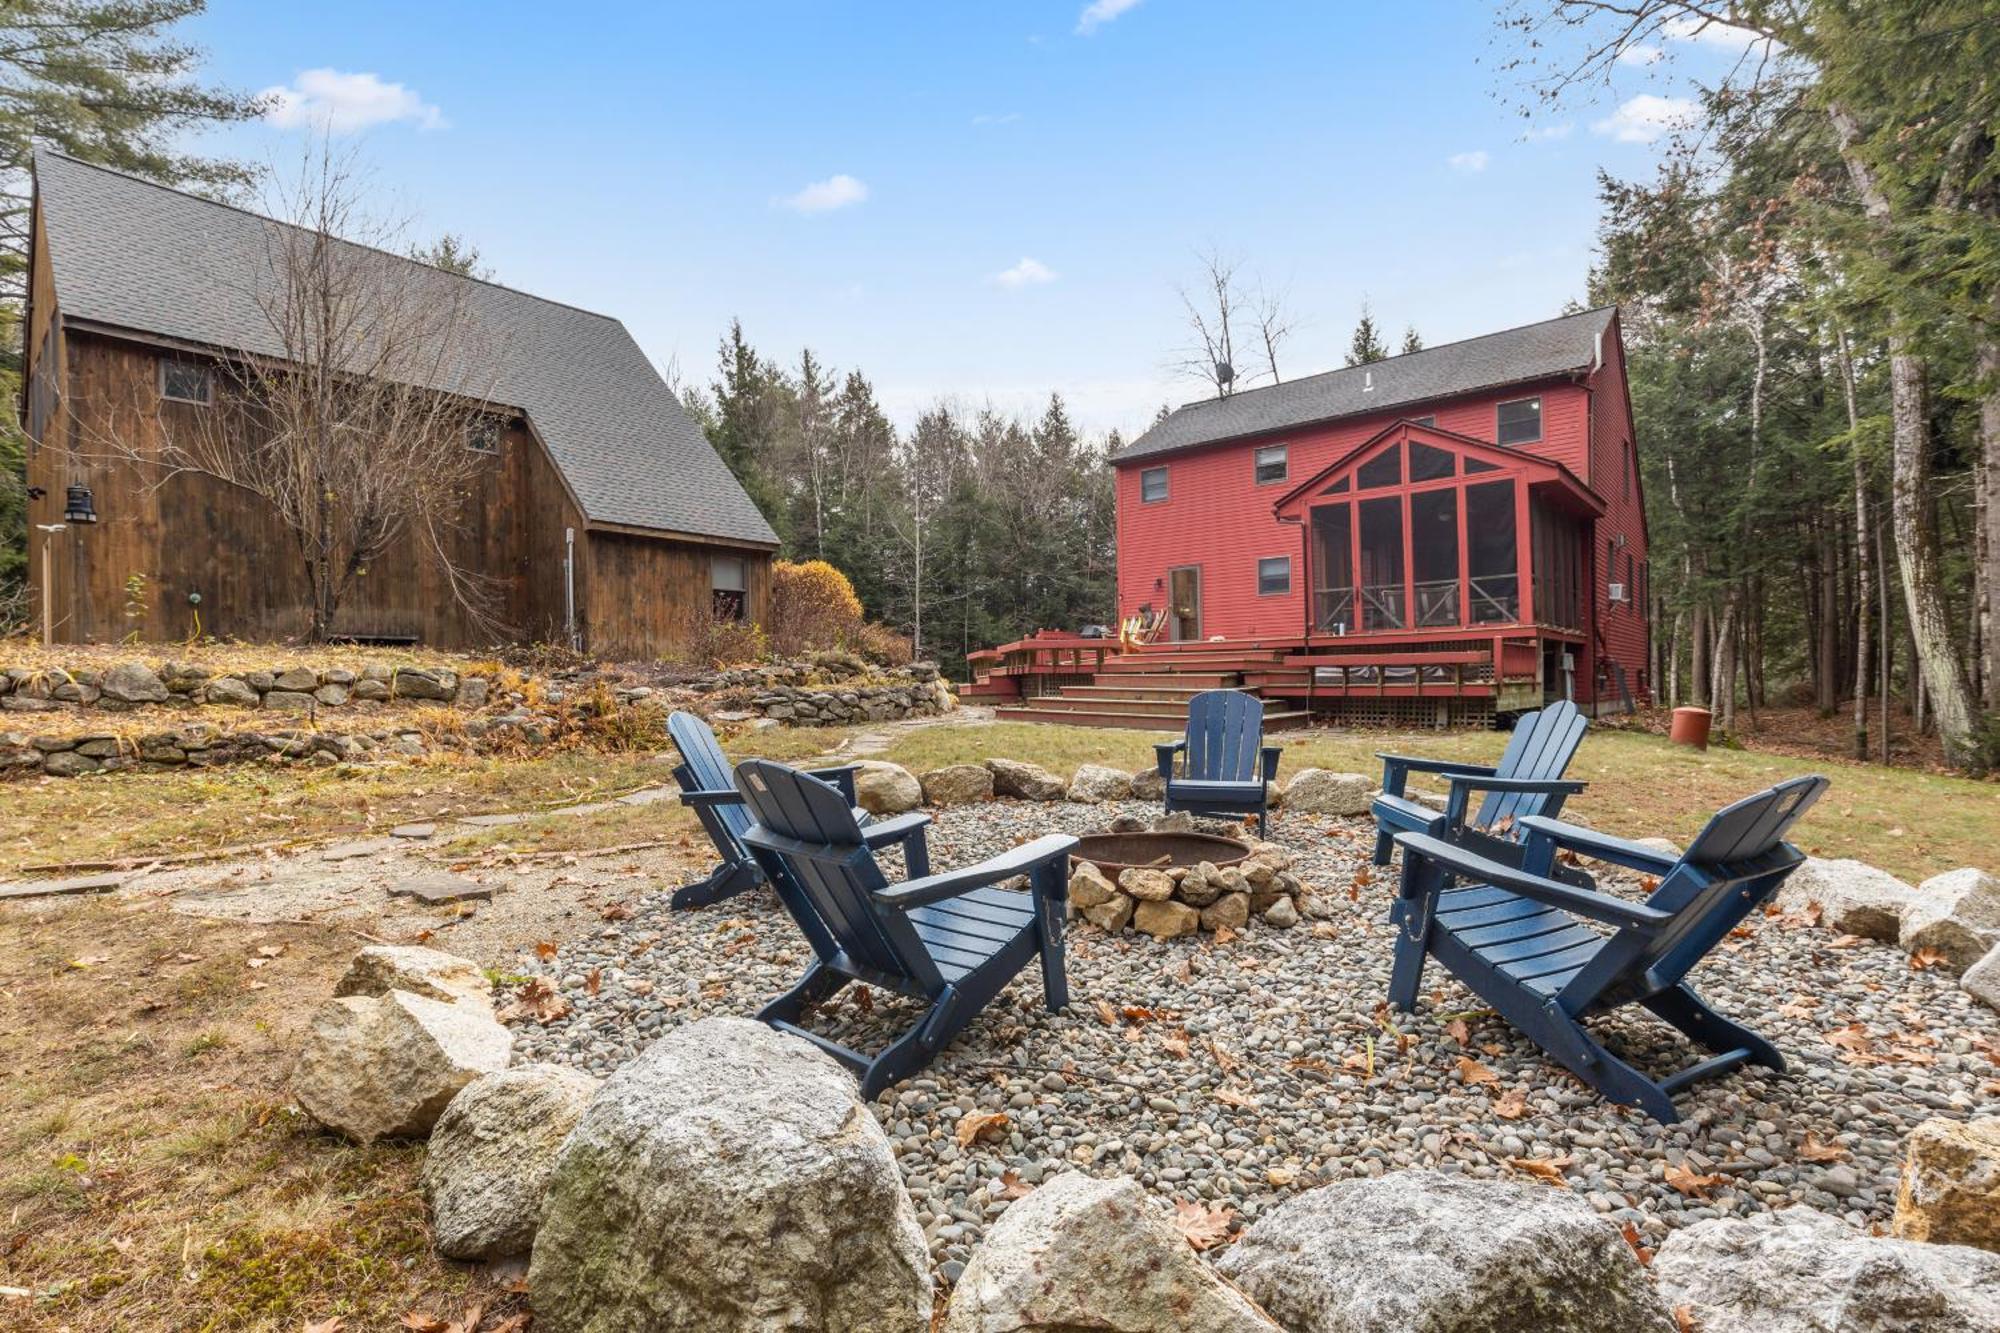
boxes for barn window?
[1257,556,1292,596]
[711,555,748,620]
[160,359,212,405]
[1140,466,1169,503]
[467,418,501,453]
[1496,396,1541,446]
[1254,445,1288,485]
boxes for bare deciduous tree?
[1171,246,1298,400]
[115,145,507,641]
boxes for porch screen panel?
[1357,445,1401,490]
[1310,503,1354,633]
[1359,497,1406,630]
[1465,480,1517,623]
[1411,489,1460,626]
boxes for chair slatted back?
[669,712,753,842]
[1564,775,1829,1009]
[734,759,939,991]
[1475,700,1587,830]
[1183,690,1265,783]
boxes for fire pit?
[1073,831,1251,877]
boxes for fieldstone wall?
[0,660,491,716]
[694,658,955,727]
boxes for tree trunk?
[1690,602,1710,708]
[1979,308,2000,713]
[1817,523,1839,715]
[1841,330,1871,759]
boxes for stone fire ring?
[1071,831,1251,878]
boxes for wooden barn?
[20,152,777,657]
[975,307,1651,727]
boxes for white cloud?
[779,173,869,213]
[1616,43,1664,65]
[1591,93,1699,144]
[992,257,1057,288]
[1075,0,1142,35]
[1661,14,1766,52]
[1447,150,1489,173]
[1523,122,1574,141]
[259,69,445,134]
[972,111,1022,126]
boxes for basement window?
[1140,466,1169,503]
[1496,396,1542,446]
[160,359,213,405]
[1254,445,1289,485]
[711,555,748,621]
[1257,556,1292,596]
[467,418,501,453]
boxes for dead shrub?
[676,605,768,670]
[852,621,914,666]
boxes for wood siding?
[585,531,773,662]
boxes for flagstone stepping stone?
[0,872,125,900]
[389,873,493,906]
[460,812,530,828]
[391,823,437,839]
[322,837,397,861]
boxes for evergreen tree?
[1400,326,1424,355]
[1344,302,1390,365]
[410,233,492,280]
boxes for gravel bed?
[508,798,2000,1277]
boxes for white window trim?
[1140,466,1170,503]
[1495,395,1542,446]
[159,359,213,406]
[1257,555,1293,597]
[1253,444,1289,485]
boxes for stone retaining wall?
[0,660,491,716]
[694,658,955,727]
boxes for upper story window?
[1254,445,1289,485]
[1622,439,1633,500]
[712,554,748,621]
[160,359,213,406]
[1140,466,1169,503]
[467,418,502,453]
[1496,396,1541,446]
[1257,556,1292,596]
[1409,415,1436,428]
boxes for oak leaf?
[1908,948,1950,972]
[1799,1132,1849,1164]
[1172,1198,1235,1251]
[1506,1154,1572,1186]
[997,1169,1035,1200]
[1492,1087,1529,1120]
[1620,1221,1654,1267]
[954,1111,1009,1148]
[1663,1162,1728,1198]
[1454,1056,1499,1086]
[304,1320,346,1333]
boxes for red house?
[980,307,1650,727]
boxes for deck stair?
[993,643,1310,730]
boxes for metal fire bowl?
[1072,831,1251,877]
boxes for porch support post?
[1515,481,1536,626]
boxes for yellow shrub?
[768,560,864,656]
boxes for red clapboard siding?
[1585,314,1651,703]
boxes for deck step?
[997,704,1312,731]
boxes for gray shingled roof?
[34,151,777,547]
[1116,306,1616,463]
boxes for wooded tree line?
[1507,0,1999,771]
[681,321,1118,678]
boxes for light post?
[35,484,99,646]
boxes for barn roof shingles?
[1116,305,1616,463]
[33,151,777,547]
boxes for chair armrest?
[1394,831,1671,930]
[806,764,860,804]
[1260,745,1282,784]
[875,834,1078,910]
[677,786,744,810]
[1375,752,1497,797]
[1517,816,1679,877]
[1155,740,1186,781]
[861,811,934,877]
[1440,774,1586,826]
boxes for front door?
[1168,566,1202,642]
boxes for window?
[1257,556,1292,596]
[1621,440,1632,500]
[1358,497,1405,630]
[1409,415,1436,428]
[1140,466,1169,503]
[1496,396,1541,446]
[1411,489,1459,626]
[1408,440,1455,482]
[1357,443,1401,489]
[1465,480,1518,622]
[711,554,748,620]
[160,360,212,405]
[467,418,501,453]
[1254,445,1288,485]
[1318,475,1349,495]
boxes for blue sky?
[180,1,1726,437]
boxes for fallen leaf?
[584,968,602,997]
[852,985,874,1013]
[1455,1057,1499,1086]
[599,901,635,921]
[1214,1087,1258,1109]
[256,943,288,958]
[1908,948,1950,972]
[398,1315,450,1333]
[1160,1027,1191,1060]
[1663,1162,1729,1198]
[533,940,559,961]
[1094,999,1118,1027]
[1620,1221,1654,1267]
[1673,1303,1697,1333]
[1492,1087,1529,1120]
[487,1317,531,1333]
[997,1169,1034,1200]
[1171,1198,1235,1251]
[304,1319,346,1333]
[497,977,570,1025]
[1445,1018,1472,1046]
[1799,1132,1849,1164]
[954,1111,1009,1148]
[1506,1154,1572,1186]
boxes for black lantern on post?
[63,484,98,525]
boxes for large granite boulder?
[528,1017,928,1333]
[944,1172,1278,1332]
[291,990,512,1143]
[1130,767,1166,801]
[1776,857,1918,940]
[852,760,923,816]
[1133,899,1199,940]
[334,945,494,1013]
[985,758,1066,801]
[921,763,994,806]
[1282,769,1373,818]
[1899,868,2000,974]
[1894,1116,2000,1252]
[1066,863,1118,909]
[1965,943,2000,1013]
[1067,763,1134,803]
[1216,1170,1674,1332]
[421,1063,599,1260]
[1652,1206,2000,1331]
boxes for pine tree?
[410,233,492,280]
[1344,302,1390,366]
[1400,326,1424,355]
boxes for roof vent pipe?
[1363,370,1374,392]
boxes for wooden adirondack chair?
[733,758,1075,1099]
[1157,689,1282,836]
[1371,700,1589,872]
[667,710,867,910]
[1388,774,1830,1122]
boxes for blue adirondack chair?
[733,758,1075,1098]
[1371,700,1589,871]
[667,710,867,910]
[1157,689,1282,836]
[1388,774,1829,1122]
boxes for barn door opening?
[1168,566,1202,642]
